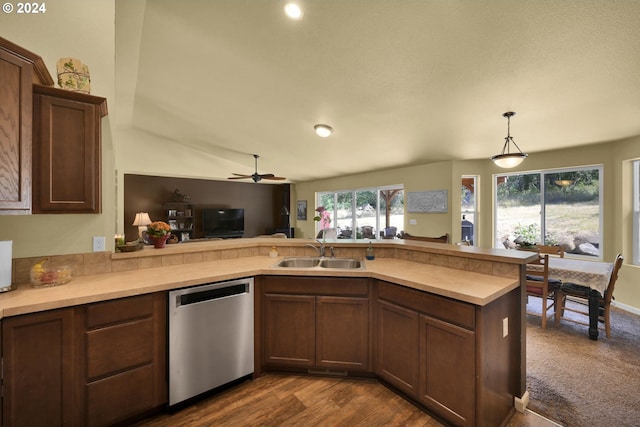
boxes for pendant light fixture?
[490,112,528,168]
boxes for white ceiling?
[117,0,640,182]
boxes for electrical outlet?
[503,317,509,337]
[92,236,106,252]
[409,219,417,225]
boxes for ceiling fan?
[227,154,286,183]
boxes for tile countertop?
[0,254,521,319]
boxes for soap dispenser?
[366,241,375,260]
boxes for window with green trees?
[317,185,404,239]
[494,167,602,258]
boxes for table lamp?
[132,212,152,240]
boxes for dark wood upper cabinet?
[32,85,107,213]
[0,36,52,214]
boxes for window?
[633,161,640,265]
[494,167,603,258]
[317,185,404,239]
[461,176,478,245]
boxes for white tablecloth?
[529,257,614,294]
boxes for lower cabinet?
[376,281,477,427]
[1,293,167,427]
[377,299,420,397]
[2,308,76,427]
[78,292,167,427]
[262,276,371,372]
[418,314,475,427]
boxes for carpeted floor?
[526,298,640,427]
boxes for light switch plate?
[92,236,106,252]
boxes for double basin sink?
[273,257,364,270]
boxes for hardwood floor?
[133,374,559,427]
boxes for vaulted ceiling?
[117,0,640,182]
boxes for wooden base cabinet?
[77,293,167,427]
[418,315,475,426]
[1,293,167,427]
[376,280,521,427]
[2,308,76,427]
[262,276,371,372]
[263,293,316,367]
[376,299,420,398]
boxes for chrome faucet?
[305,240,334,257]
[306,241,325,257]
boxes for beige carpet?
[526,298,640,427]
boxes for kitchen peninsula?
[2,239,535,427]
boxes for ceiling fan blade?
[228,154,285,182]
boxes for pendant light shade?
[490,112,527,168]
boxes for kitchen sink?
[275,257,321,268]
[319,258,363,269]
[273,257,364,270]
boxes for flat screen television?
[202,208,245,238]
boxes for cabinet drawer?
[378,281,475,330]
[86,294,153,328]
[263,276,369,296]
[86,364,156,427]
[86,318,154,380]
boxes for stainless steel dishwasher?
[168,277,254,407]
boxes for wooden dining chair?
[555,254,623,338]
[533,244,564,257]
[526,254,559,329]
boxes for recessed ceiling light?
[284,3,303,20]
[314,124,333,138]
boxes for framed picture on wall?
[297,200,307,220]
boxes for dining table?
[528,256,614,340]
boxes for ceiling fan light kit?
[490,111,528,168]
[227,154,286,183]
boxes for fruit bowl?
[30,264,72,288]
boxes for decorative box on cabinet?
[0,37,53,214]
[32,84,107,213]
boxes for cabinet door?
[376,299,419,398]
[263,294,315,367]
[419,314,476,427]
[316,296,369,371]
[2,308,77,427]
[33,93,101,213]
[0,48,32,214]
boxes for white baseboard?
[514,390,529,413]
[613,301,640,316]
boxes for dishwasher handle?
[176,283,249,307]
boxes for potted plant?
[147,221,172,248]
